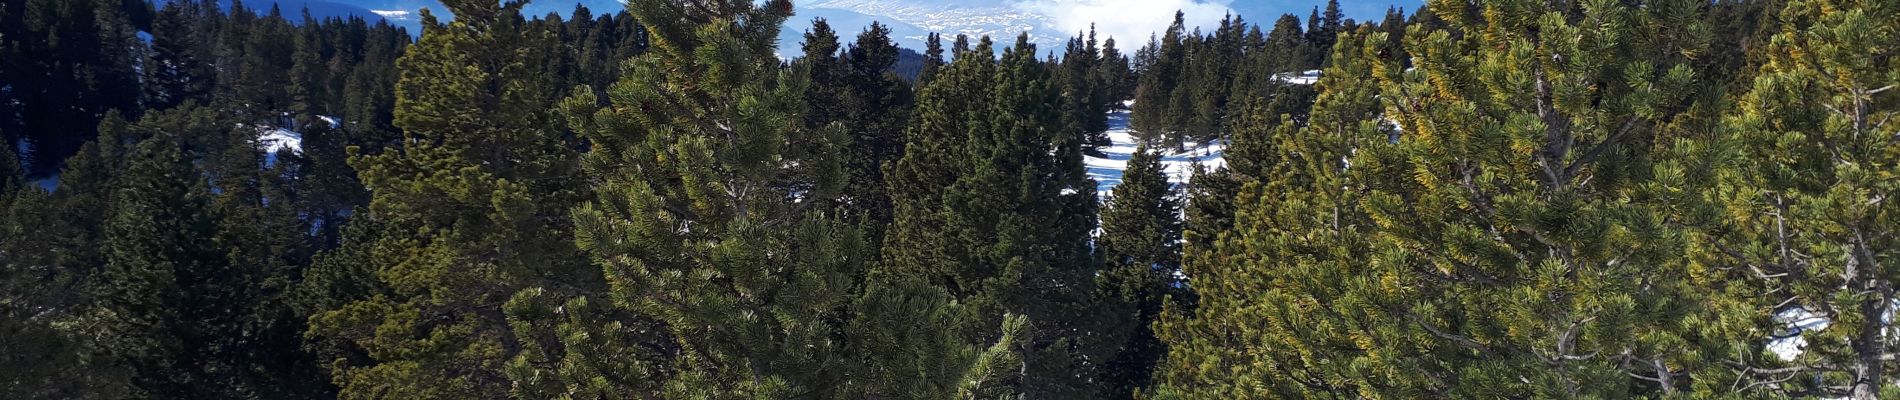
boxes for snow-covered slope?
[253,115,340,166]
[1084,106,1225,198]
[778,7,934,57]
[1085,70,1323,198]
[802,0,1061,52]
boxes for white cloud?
[1014,0,1236,46]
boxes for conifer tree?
[1708,0,1900,397]
[10,0,145,174]
[551,0,933,397]
[147,0,216,111]
[1130,12,1186,142]
[1264,14,1312,72]
[883,33,1111,399]
[1357,0,1727,391]
[918,32,946,84]
[1095,35,1133,107]
[838,22,914,239]
[1152,29,1382,399]
[1310,0,1344,66]
[0,137,132,399]
[1158,0,1726,393]
[801,18,846,132]
[1096,146,1182,398]
[95,124,235,399]
[304,0,588,396]
[1059,27,1109,149]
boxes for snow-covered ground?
[257,127,303,155]
[1275,69,1322,85]
[254,115,341,166]
[1083,70,1321,198]
[1768,307,1833,361]
[1084,106,1225,198]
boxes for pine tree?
[1264,13,1311,73]
[802,18,846,131]
[1152,29,1381,398]
[551,0,964,397]
[95,124,235,399]
[303,0,589,397]
[882,33,1111,399]
[1707,0,1900,397]
[1095,35,1133,107]
[11,0,145,174]
[1157,0,1727,393]
[147,0,216,111]
[918,32,946,84]
[1130,12,1186,143]
[1060,28,1109,150]
[839,22,914,240]
[1,135,110,399]
[1096,146,1182,398]
[233,6,296,117]
[1311,0,1344,66]
[288,15,327,117]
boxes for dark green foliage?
[303,1,590,397]
[7,0,1896,398]
[1129,11,1325,149]
[882,33,1112,399]
[1129,13,1187,142]
[1059,27,1111,149]
[800,18,918,242]
[3,0,145,175]
[838,23,916,239]
[1096,147,1183,398]
[562,0,857,396]
[918,32,946,84]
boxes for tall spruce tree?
[1060,27,1109,149]
[1096,35,1133,107]
[838,22,914,240]
[1130,12,1187,143]
[303,0,588,397]
[0,132,133,399]
[882,33,1111,398]
[918,32,946,85]
[1096,146,1183,398]
[95,120,235,399]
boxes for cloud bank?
[1015,0,1236,46]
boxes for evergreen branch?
[1560,116,1641,185]
[1402,311,1494,356]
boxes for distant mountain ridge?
[203,0,1421,55]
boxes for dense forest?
[1,0,1896,398]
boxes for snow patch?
[1768,307,1832,361]
[1275,69,1321,85]
[257,127,303,155]
[1084,108,1224,199]
[1767,301,1900,362]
